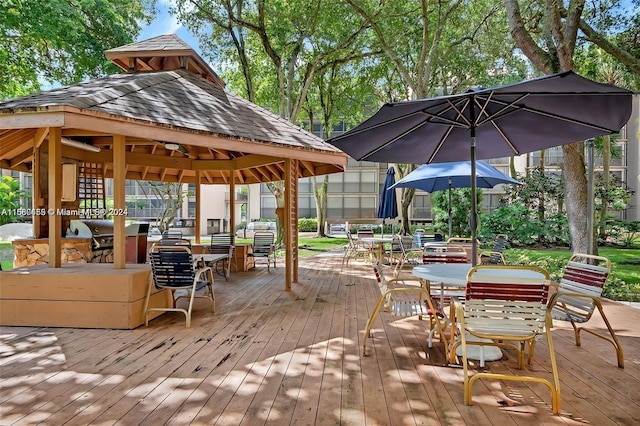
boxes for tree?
[504,0,640,254]
[0,176,26,225]
[0,0,154,99]
[172,0,377,242]
[137,182,190,234]
[344,0,526,231]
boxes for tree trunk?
[312,176,328,237]
[563,142,590,254]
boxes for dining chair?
[446,237,477,263]
[363,261,437,356]
[144,245,215,328]
[343,230,373,266]
[209,233,235,279]
[548,253,623,368]
[247,231,276,271]
[453,264,560,414]
[478,234,508,265]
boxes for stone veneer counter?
[12,238,96,267]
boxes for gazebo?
[0,35,347,328]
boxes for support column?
[112,134,126,268]
[195,170,201,244]
[48,128,62,268]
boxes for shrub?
[298,218,317,232]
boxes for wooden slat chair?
[363,261,436,356]
[548,253,624,368]
[453,265,560,414]
[144,245,215,328]
[479,234,508,265]
[247,231,276,271]
[209,233,235,280]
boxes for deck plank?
[1,251,639,425]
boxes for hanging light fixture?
[164,142,180,150]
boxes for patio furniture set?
[144,231,277,328]
[357,238,623,415]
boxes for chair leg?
[573,302,624,368]
[363,296,387,355]
[143,274,154,326]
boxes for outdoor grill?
[66,219,115,249]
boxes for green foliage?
[480,204,570,247]
[0,0,154,99]
[0,176,26,225]
[297,218,317,232]
[431,188,481,238]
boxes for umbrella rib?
[427,126,455,163]
[362,120,432,160]
[476,95,622,133]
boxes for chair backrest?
[447,237,476,263]
[555,253,611,318]
[357,229,374,240]
[253,232,275,254]
[372,260,389,294]
[149,245,196,288]
[162,229,183,239]
[422,243,469,264]
[465,265,551,334]
[493,234,508,252]
[158,238,191,248]
[210,233,234,254]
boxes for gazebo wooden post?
[229,174,235,234]
[284,159,299,290]
[112,134,126,268]
[195,170,201,244]
[48,127,62,268]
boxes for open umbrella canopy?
[327,71,633,264]
[378,167,398,237]
[390,160,521,192]
[326,71,632,164]
[390,161,521,238]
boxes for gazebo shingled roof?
[0,34,346,184]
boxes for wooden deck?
[1,251,639,425]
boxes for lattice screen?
[78,163,106,219]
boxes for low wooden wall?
[0,263,172,329]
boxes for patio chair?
[158,237,192,248]
[478,234,508,265]
[453,265,560,414]
[389,235,422,279]
[343,230,372,266]
[144,245,215,328]
[248,231,276,271]
[422,243,470,348]
[363,260,436,356]
[446,237,478,263]
[209,233,235,280]
[548,253,624,368]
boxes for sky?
[137,0,201,54]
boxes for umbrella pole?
[470,112,478,266]
[586,139,595,255]
[448,178,453,238]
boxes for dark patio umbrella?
[377,166,398,237]
[327,71,633,264]
[390,160,521,237]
